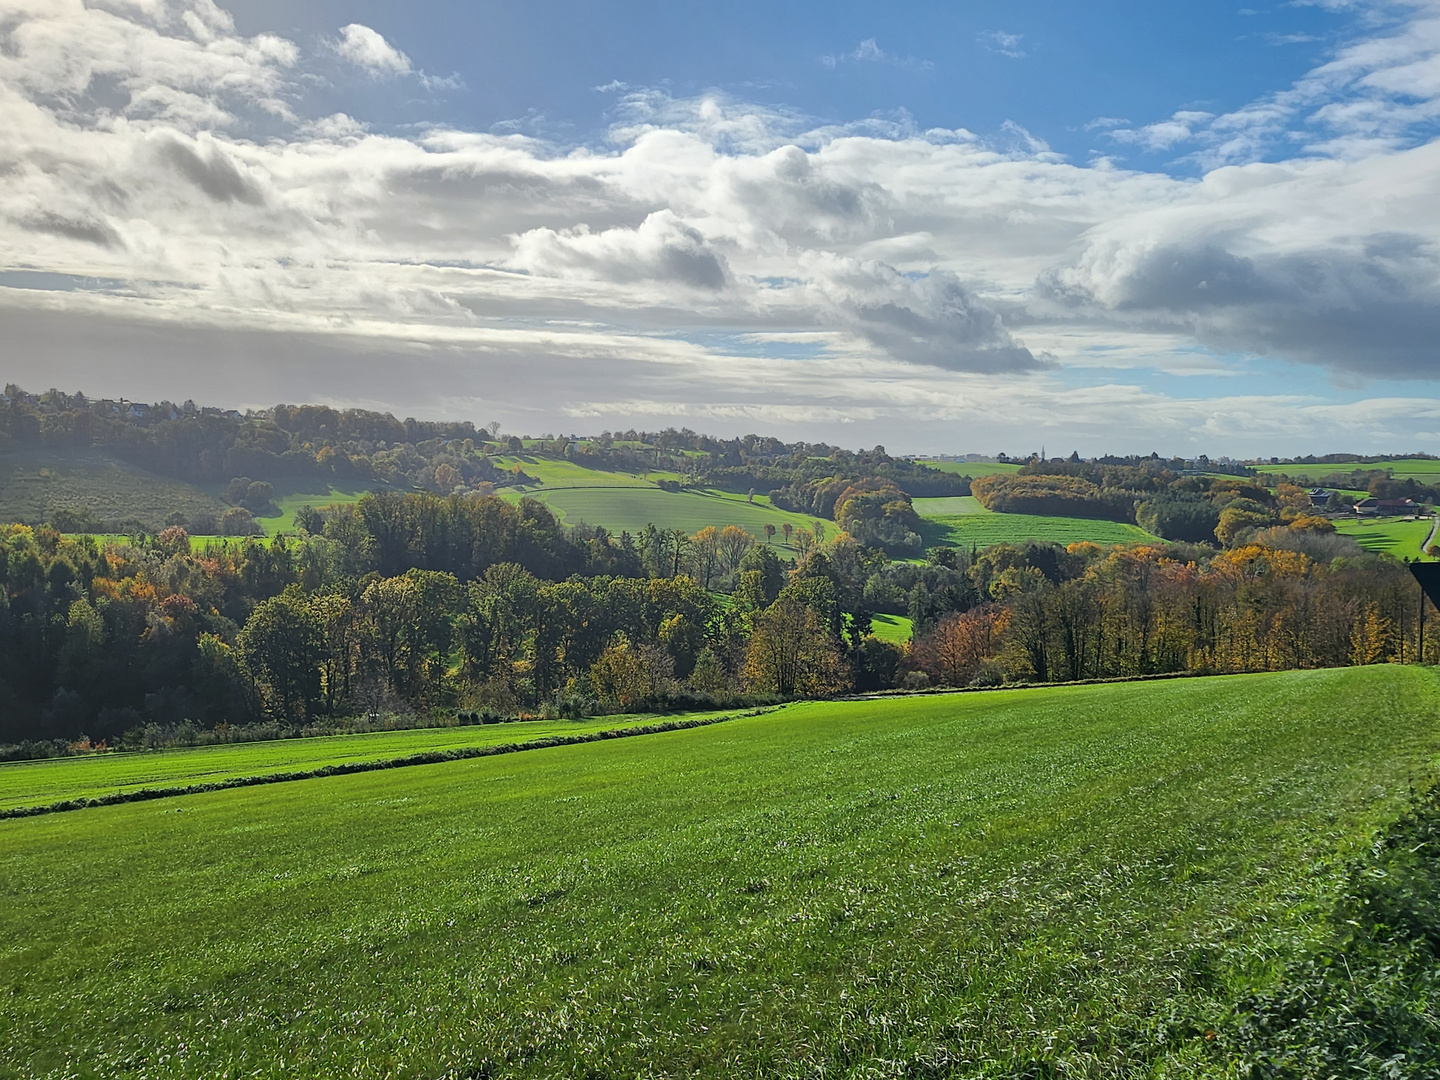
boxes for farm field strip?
[912,495,988,515]
[1255,458,1440,482]
[920,508,1157,548]
[916,459,1025,478]
[501,483,819,544]
[2,668,1437,1077]
[0,711,747,813]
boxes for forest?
[0,486,1430,756]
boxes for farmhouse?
[1353,497,1419,516]
[1307,488,1332,508]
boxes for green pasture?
[3,667,1439,1077]
[0,713,739,814]
[917,495,1157,548]
[1256,457,1440,483]
[501,482,819,546]
[1334,514,1438,559]
[491,456,675,488]
[913,495,988,515]
[868,611,913,644]
[241,480,386,537]
[916,459,1024,478]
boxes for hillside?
[2,667,1437,1076]
[0,449,226,531]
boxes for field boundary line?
[0,712,762,821]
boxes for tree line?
[0,487,1432,757]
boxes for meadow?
[2,667,1438,1077]
[916,495,1157,548]
[1335,514,1438,559]
[491,460,822,546]
[916,459,1025,479]
[0,712,745,814]
[246,480,384,537]
[1255,457,1440,483]
[868,612,913,644]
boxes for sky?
[1,1,1440,457]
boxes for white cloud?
[331,23,410,77]
[821,39,933,71]
[978,30,1026,59]
[0,0,1438,454]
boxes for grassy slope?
[0,449,225,528]
[2,668,1438,1078]
[916,494,1157,548]
[490,457,822,547]
[247,480,383,537]
[1335,514,1438,560]
[0,713,742,813]
[868,612,913,644]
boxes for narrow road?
[1423,514,1439,559]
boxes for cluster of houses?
[1308,488,1422,517]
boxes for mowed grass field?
[1256,457,1440,483]
[916,495,1157,548]
[3,667,1439,1077]
[1335,514,1438,559]
[0,713,743,813]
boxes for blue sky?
[1,0,1439,456]
[228,0,1352,168]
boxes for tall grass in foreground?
[1,667,1438,1078]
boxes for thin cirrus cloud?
[0,0,1439,453]
[978,30,1026,59]
[821,39,933,70]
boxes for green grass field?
[239,480,391,537]
[916,496,1157,548]
[868,612,913,643]
[2,667,1438,1077]
[0,450,226,530]
[1256,458,1440,483]
[916,459,1025,478]
[1335,514,1438,559]
[0,713,741,813]
[501,480,820,548]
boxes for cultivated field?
[916,496,1157,548]
[2,667,1437,1077]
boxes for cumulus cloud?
[509,211,730,291]
[332,24,411,77]
[0,0,1439,453]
